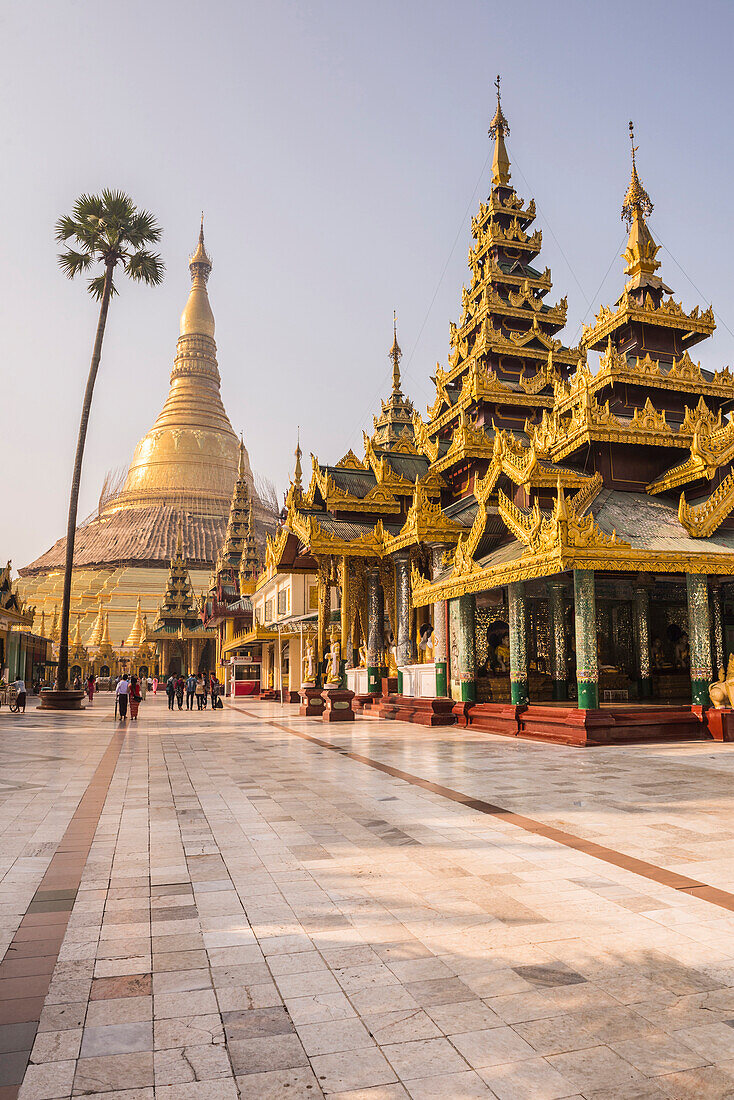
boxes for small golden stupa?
[18,221,256,646]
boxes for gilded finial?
[189,213,212,274]
[488,74,511,188]
[621,120,653,228]
[294,427,303,487]
[238,434,246,478]
[390,311,402,394]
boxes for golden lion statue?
[709,654,734,709]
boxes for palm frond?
[57,191,164,294]
[88,273,117,300]
[124,249,165,286]
[57,249,94,279]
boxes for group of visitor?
[166,673,221,711]
[114,673,144,719]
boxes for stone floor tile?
[425,1000,503,1035]
[310,1046,398,1093]
[298,1016,375,1055]
[364,1009,443,1045]
[153,1044,232,1084]
[403,1071,496,1098]
[72,1051,154,1094]
[382,1035,469,1080]
[80,1021,153,1058]
[17,1059,76,1100]
[153,989,218,1018]
[672,1020,734,1060]
[656,1062,734,1098]
[234,1066,324,1098]
[450,1026,536,1069]
[30,1027,82,1063]
[153,1083,238,1100]
[478,1056,580,1100]
[154,1014,224,1050]
[227,1032,309,1075]
[546,1046,646,1092]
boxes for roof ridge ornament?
[622,121,653,228]
[488,74,511,188]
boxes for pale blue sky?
[2,0,734,567]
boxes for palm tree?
[54,191,164,694]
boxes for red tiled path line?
[0,730,126,1098]
[234,705,734,915]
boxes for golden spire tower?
[18,222,261,648]
[489,74,511,188]
[108,217,242,515]
[620,121,668,295]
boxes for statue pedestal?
[321,688,355,723]
[299,686,325,717]
[707,708,734,742]
[38,689,85,711]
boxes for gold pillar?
[318,559,331,669]
[340,556,350,666]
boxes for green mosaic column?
[546,580,567,701]
[394,554,412,669]
[711,581,725,678]
[508,581,529,706]
[634,584,652,699]
[366,566,383,694]
[430,545,448,697]
[456,594,476,702]
[686,573,712,705]
[573,569,598,710]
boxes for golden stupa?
[18,221,256,648]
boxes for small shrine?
[149,524,216,676]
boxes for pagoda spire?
[125,596,145,648]
[180,214,215,338]
[489,74,511,188]
[620,122,665,293]
[73,614,82,646]
[218,435,251,574]
[390,311,402,394]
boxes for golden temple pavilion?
[263,86,734,746]
[17,222,259,651]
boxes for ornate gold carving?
[679,473,734,538]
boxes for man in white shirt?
[115,675,130,719]
[12,679,26,713]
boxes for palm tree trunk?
[57,262,114,692]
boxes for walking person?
[202,674,209,709]
[139,675,147,701]
[86,673,96,705]
[185,671,196,710]
[165,675,175,711]
[152,675,158,695]
[211,674,220,709]
[116,674,130,720]
[129,675,141,720]
[175,674,185,710]
[195,674,205,710]
[11,677,27,713]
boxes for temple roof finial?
[489,74,511,188]
[390,311,402,394]
[176,519,183,557]
[294,427,303,489]
[238,434,246,478]
[621,121,653,228]
[189,213,212,273]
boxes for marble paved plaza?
[1,697,734,1098]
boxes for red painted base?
[377,694,456,726]
[706,708,734,742]
[457,702,709,746]
[259,690,279,701]
[321,688,355,722]
[457,702,524,737]
[299,687,325,717]
[351,693,374,713]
